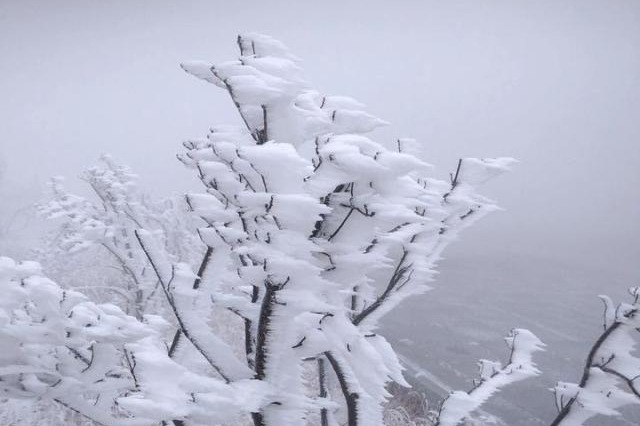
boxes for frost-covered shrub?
[0,257,269,426]
[384,382,431,426]
[38,155,201,320]
[0,257,155,425]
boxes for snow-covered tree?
[3,33,639,426]
[171,33,640,426]
[150,33,516,426]
[38,155,200,320]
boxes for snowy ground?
[382,250,640,426]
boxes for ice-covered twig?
[550,288,640,426]
[435,329,544,426]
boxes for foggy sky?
[1,0,639,279]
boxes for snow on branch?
[134,229,253,382]
[0,256,272,426]
[550,288,640,426]
[0,257,153,426]
[435,329,544,426]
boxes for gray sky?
[1,0,639,276]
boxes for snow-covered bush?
[384,382,430,426]
[0,256,157,425]
[0,256,273,426]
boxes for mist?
[1,1,639,425]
